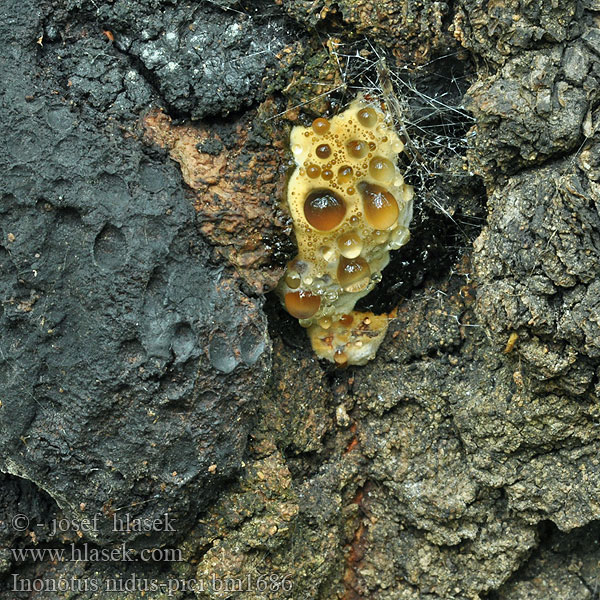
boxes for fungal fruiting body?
[278,95,414,366]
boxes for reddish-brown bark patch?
[142,102,293,294]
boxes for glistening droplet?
[316,144,332,159]
[347,140,368,159]
[306,164,321,179]
[303,189,346,231]
[369,156,395,183]
[337,231,363,259]
[312,118,330,135]
[284,290,321,319]
[337,165,353,184]
[357,181,399,230]
[337,256,371,292]
[356,107,378,128]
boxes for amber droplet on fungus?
[338,314,353,327]
[304,189,346,231]
[284,290,321,319]
[316,144,332,159]
[319,316,332,329]
[337,256,371,291]
[356,107,377,128]
[358,181,399,230]
[285,271,301,289]
[312,118,330,135]
[334,350,348,365]
[337,165,353,184]
[306,164,321,179]
[347,140,368,159]
[336,231,363,259]
[320,245,336,262]
[369,156,395,183]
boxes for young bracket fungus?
[277,95,414,366]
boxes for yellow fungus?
[277,94,413,365]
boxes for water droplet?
[319,316,332,329]
[337,256,371,292]
[356,107,378,128]
[306,164,321,178]
[337,165,353,184]
[320,245,336,262]
[334,350,348,365]
[347,140,368,158]
[357,181,399,230]
[285,271,301,289]
[369,156,395,183]
[312,118,330,135]
[337,231,363,259]
[284,290,321,319]
[339,314,353,327]
[304,189,346,231]
[392,139,404,152]
[316,144,332,159]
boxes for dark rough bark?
[0,0,271,546]
[1,0,600,599]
